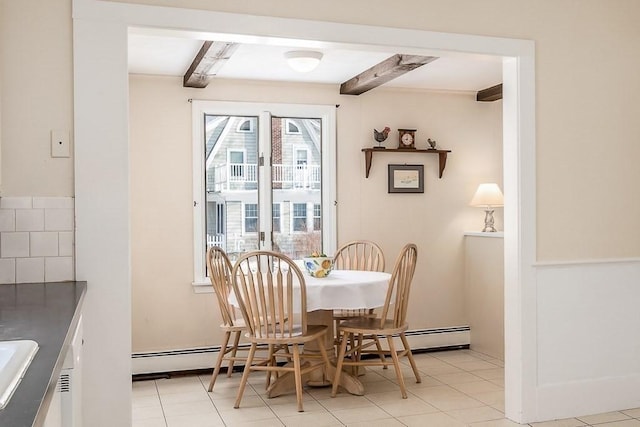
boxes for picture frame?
[388,164,424,193]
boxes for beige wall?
[111,0,640,262]
[0,0,74,196]
[129,75,502,352]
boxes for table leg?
[266,309,364,397]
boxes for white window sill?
[192,281,214,293]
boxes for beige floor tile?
[529,418,586,427]
[593,421,640,427]
[330,405,391,424]
[214,395,267,411]
[133,380,160,396]
[346,418,405,426]
[409,384,466,400]
[446,405,505,423]
[132,417,168,427]
[279,411,343,427]
[489,377,505,387]
[165,412,226,427]
[269,400,329,418]
[434,371,486,385]
[160,390,212,405]
[576,411,631,425]
[622,408,640,418]
[156,376,207,395]
[450,380,504,395]
[133,394,163,409]
[316,394,376,411]
[365,390,424,405]
[469,418,522,426]
[473,368,505,380]
[419,393,485,412]
[432,352,485,363]
[227,419,285,427]
[375,397,440,417]
[420,364,466,376]
[218,405,280,425]
[468,390,505,407]
[398,411,466,427]
[133,405,166,421]
[162,400,218,418]
[452,360,503,372]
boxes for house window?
[285,119,301,134]
[292,203,307,232]
[245,203,258,233]
[272,204,281,233]
[313,203,321,231]
[229,150,245,178]
[237,119,253,132]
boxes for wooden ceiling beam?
[183,41,238,88]
[476,83,503,102]
[340,54,438,96]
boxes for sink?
[0,340,38,410]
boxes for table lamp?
[469,183,504,232]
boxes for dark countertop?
[0,281,86,427]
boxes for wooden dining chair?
[206,246,270,392]
[331,243,422,399]
[332,240,387,365]
[231,250,332,412]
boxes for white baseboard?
[131,326,470,375]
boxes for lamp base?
[481,209,497,232]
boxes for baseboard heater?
[131,325,470,377]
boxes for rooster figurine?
[373,126,391,149]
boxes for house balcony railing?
[208,163,321,192]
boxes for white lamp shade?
[285,50,322,73]
[470,183,504,207]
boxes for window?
[272,204,281,233]
[237,119,253,132]
[285,119,301,134]
[192,101,336,287]
[293,203,307,232]
[313,204,321,231]
[229,150,245,178]
[245,203,258,233]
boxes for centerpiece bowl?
[302,254,333,278]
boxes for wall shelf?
[361,148,452,178]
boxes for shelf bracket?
[362,148,451,179]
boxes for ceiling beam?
[476,84,503,102]
[183,41,238,88]
[340,54,438,95]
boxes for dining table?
[245,267,392,398]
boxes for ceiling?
[128,32,503,93]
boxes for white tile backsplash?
[1,232,30,257]
[0,210,15,232]
[16,257,45,283]
[16,209,44,231]
[0,259,16,283]
[45,209,73,231]
[45,257,74,282]
[0,197,32,209]
[33,197,74,209]
[31,232,59,257]
[59,231,74,257]
[0,197,75,284]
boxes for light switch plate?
[51,130,70,158]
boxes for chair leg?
[234,343,257,409]
[292,344,304,412]
[372,335,388,369]
[226,330,242,377]
[386,335,408,398]
[331,330,350,397]
[400,333,421,383]
[208,330,231,392]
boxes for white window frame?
[192,100,337,287]
[272,202,282,233]
[236,118,254,133]
[227,149,246,178]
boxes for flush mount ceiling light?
[284,50,323,73]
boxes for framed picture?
[388,164,424,193]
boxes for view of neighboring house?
[204,115,323,260]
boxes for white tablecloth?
[304,269,391,312]
[228,269,391,313]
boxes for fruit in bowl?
[302,252,333,278]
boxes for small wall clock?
[397,129,416,149]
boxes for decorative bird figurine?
[427,138,437,149]
[373,127,391,148]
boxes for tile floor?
[132,349,640,427]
